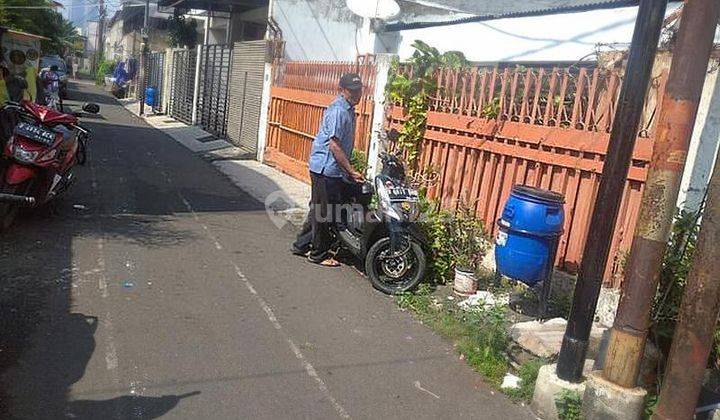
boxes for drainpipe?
[555,0,668,383]
[255,0,276,162]
[602,0,720,390]
[366,53,395,177]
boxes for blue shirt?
[308,95,356,178]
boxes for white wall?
[272,0,362,61]
[385,5,684,62]
[678,63,720,213]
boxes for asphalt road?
[0,83,534,419]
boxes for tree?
[0,0,82,57]
[167,15,198,49]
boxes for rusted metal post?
[653,129,720,420]
[603,0,720,389]
[556,0,668,382]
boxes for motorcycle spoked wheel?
[365,237,426,295]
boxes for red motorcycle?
[0,100,99,230]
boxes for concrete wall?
[272,0,362,61]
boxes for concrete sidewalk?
[121,99,310,226]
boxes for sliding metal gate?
[196,44,232,138]
[147,51,165,113]
[169,49,196,125]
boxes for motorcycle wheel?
[365,237,426,295]
[0,184,20,231]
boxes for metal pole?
[653,118,720,420]
[139,0,150,115]
[555,0,668,383]
[603,0,720,389]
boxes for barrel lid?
[511,185,565,204]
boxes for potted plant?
[448,206,490,296]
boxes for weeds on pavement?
[396,284,543,401]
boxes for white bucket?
[453,268,477,296]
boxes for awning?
[384,0,681,32]
[157,0,267,14]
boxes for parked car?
[39,56,69,99]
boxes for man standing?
[292,73,365,266]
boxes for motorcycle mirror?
[82,103,100,114]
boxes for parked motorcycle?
[333,152,428,294]
[0,100,99,230]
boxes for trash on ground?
[73,204,88,210]
[458,291,509,310]
[123,281,135,288]
[500,373,521,389]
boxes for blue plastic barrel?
[495,185,565,286]
[145,87,157,107]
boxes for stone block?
[582,370,646,420]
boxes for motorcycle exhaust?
[0,193,35,206]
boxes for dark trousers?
[293,172,346,261]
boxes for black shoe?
[291,245,309,256]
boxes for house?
[270,0,719,214]
[104,2,171,60]
[157,0,269,45]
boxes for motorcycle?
[0,100,100,230]
[333,152,428,294]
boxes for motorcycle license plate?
[15,122,56,146]
[389,188,419,202]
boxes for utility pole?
[653,113,720,420]
[93,0,105,73]
[139,0,150,115]
[555,0,668,382]
[603,0,720,389]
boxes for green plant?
[651,209,701,355]
[506,358,545,402]
[167,15,198,49]
[446,202,490,272]
[95,59,117,85]
[396,286,512,386]
[385,41,470,170]
[350,150,368,175]
[555,389,583,420]
[643,394,658,420]
[417,195,454,283]
[481,97,501,119]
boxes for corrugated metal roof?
[395,0,642,19]
[385,0,680,31]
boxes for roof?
[385,0,681,31]
[0,27,51,41]
[157,0,267,13]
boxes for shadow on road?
[0,85,228,419]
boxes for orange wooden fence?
[389,65,667,287]
[265,57,377,182]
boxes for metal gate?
[147,51,165,113]
[227,40,270,152]
[169,49,196,125]
[196,44,232,138]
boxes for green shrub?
[417,195,454,283]
[396,286,511,386]
[555,389,582,420]
[350,150,368,175]
[506,358,545,402]
[95,59,117,85]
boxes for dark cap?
[339,73,363,91]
